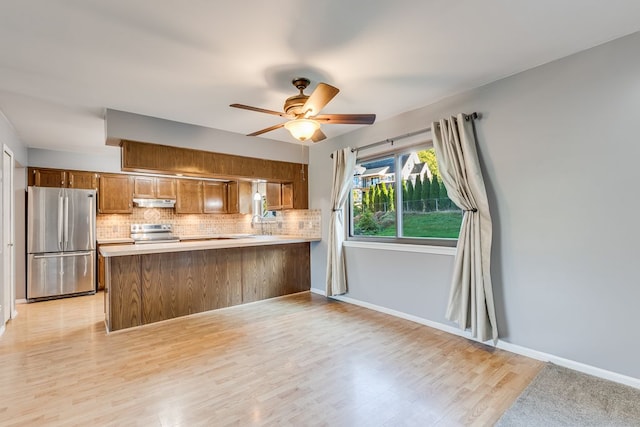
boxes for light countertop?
[99,235,320,257]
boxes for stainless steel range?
[130,224,180,244]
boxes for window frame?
[347,142,459,248]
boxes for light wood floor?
[0,292,542,426]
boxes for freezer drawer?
[27,251,95,299]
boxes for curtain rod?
[330,112,480,158]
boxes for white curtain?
[326,147,357,296]
[432,114,498,342]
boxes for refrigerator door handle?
[64,194,70,250]
[33,251,92,259]
[58,193,64,250]
[88,194,95,244]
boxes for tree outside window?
[350,147,462,240]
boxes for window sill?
[343,240,456,256]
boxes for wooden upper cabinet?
[265,182,282,211]
[121,140,308,209]
[99,174,133,214]
[266,182,293,210]
[133,176,155,198]
[226,181,239,214]
[237,181,253,214]
[133,176,176,199]
[29,167,98,190]
[31,168,67,188]
[281,182,293,210]
[203,182,227,214]
[68,171,98,190]
[155,178,176,199]
[175,180,203,214]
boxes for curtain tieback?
[465,208,478,212]
[332,208,342,212]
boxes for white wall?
[309,31,640,380]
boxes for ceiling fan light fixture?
[284,118,320,141]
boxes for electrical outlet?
[308,221,313,229]
[298,221,304,229]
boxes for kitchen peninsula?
[101,235,318,332]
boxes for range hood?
[132,198,176,208]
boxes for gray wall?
[28,147,122,173]
[0,111,27,166]
[309,31,640,380]
[0,112,27,302]
[105,109,308,165]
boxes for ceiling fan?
[230,77,376,142]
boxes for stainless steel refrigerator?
[27,186,96,300]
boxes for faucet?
[252,215,264,235]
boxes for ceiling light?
[284,119,320,141]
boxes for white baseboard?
[0,324,4,337]
[16,299,27,304]
[309,287,640,389]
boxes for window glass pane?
[401,148,462,239]
[350,146,462,242]
[352,155,396,236]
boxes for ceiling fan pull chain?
[301,143,305,181]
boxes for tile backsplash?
[96,209,322,239]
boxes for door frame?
[3,145,15,322]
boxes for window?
[349,145,462,244]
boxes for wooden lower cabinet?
[98,242,133,291]
[105,243,310,331]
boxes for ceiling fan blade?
[313,113,376,125]
[301,83,339,117]
[230,103,288,118]
[311,128,327,143]
[247,123,285,136]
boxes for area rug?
[495,363,640,426]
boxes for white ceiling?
[1,1,639,154]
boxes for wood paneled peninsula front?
[101,236,318,332]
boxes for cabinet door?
[203,182,227,213]
[98,174,133,214]
[237,181,253,214]
[227,181,252,214]
[33,168,67,188]
[155,178,176,199]
[265,182,282,210]
[133,176,155,198]
[98,252,105,291]
[226,181,239,214]
[97,243,133,290]
[281,182,293,210]
[68,171,98,190]
[176,180,203,213]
